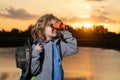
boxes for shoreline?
[0,46,119,51]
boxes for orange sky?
[0,0,120,33]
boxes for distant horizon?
[0,0,120,33]
[0,23,119,34]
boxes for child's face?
[44,19,58,40]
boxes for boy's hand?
[35,44,43,52]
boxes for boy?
[31,14,78,80]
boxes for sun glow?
[70,22,93,29]
[71,22,82,29]
[83,23,93,28]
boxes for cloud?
[0,7,37,20]
[63,0,104,3]
[90,15,116,23]
[96,9,109,15]
[61,15,117,24]
[101,6,106,9]
[119,20,120,24]
[86,0,104,1]
[61,17,82,23]
[0,72,9,80]
[63,0,80,3]
[95,6,109,15]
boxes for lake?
[0,47,120,80]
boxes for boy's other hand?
[35,44,43,52]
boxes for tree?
[11,28,19,34]
[93,25,108,34]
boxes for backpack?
[15,38,34,80]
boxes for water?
[0,47,120,80]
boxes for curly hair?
[31,14,61,41]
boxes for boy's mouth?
[52,29,58,35]
[52,30,57,33]
[52,28,57,32]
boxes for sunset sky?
[0,0,120,33]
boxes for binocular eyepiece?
[51,22,68,30]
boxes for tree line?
[0,24,120,49]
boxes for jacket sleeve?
[60,30,78,56]
[31,44,42,75]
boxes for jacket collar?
[43,37,60,44]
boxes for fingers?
[35,43,43,52]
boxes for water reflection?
[0,47,120,80]
[62,47,120,80]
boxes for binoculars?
[51,22,68,30]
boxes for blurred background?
[0,0,120,80]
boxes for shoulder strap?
[24,37,33,80]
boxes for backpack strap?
[24,37,33,80]
[33,40,39,45]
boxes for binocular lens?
[51,22,67,30]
